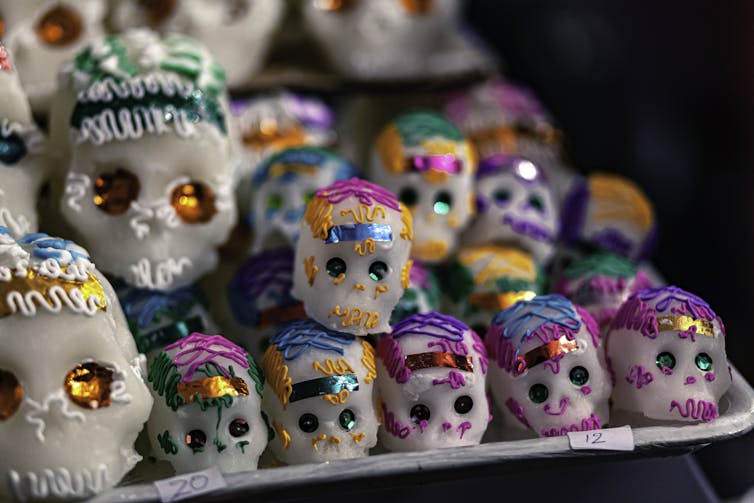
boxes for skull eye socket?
[326,257,347,277]
[656,351,676,371]
[528,383,549,404]
[433,191,452,215]
[695,353,713,371]
[398,187,418,207]
[298,413,319,433]
[140,0,177,27]
[171,182,218,224]
[528,193,545,213]
[409,403,430,424]
[338,409,356,431]
[266,193,283,214]
[399,0,435,15]
[185,429,207,451]
[453,395,473,414]
[225,0,250,23]
[313,0,358,12]
[493,188,511,207]
[368,261,388,281]
[569,366,590,386]
[93,168,140,216]
[229,418,250,437]
[63,362,114,410]
[35,5,83,47]
[0,133,27,166]
[0,369,23,420]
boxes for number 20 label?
[154,466,227,502]
[567,425,635,451]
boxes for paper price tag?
[154,466,227,502]
[567,426,635,451]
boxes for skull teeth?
[8,464,110,502]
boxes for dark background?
[466,0,754,498]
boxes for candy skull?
[445,244,543,335]
[390,261,441,324]
[109,0,284,89]
[301,0,461,78]
[56,30,238,290]
[250,147,357,252]
[605,286,731,423]
[0,228,152,501]
[376,312,490,451]
[556,252,654,333]
[486,295,611,437]
[561,173,656,261]
[227,248,306,362]
[146,333,267,474]
[464,154,558,264]
[292,178,413,335]
[0,0,106,115]
[370,111,475,262]
[261,320,378,464]
[0,43,47,237]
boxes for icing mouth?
[129,257,193,290]
[8,464,110,502]
[669,398,718,422]
[543,397,569,416]
[501,214,553,243]
[540,413,602,437]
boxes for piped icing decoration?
[477,154,546,183]
[560,252,653,305]
[1,118,45,167]
[252,146,356,186]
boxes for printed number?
[587,432,605,444]
[168,474,209,501]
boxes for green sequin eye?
[569,366,589,386]
[266,193,282,212]
[326,257,347,277]
[695,353,713,371]
[298,413,319,433]
[338,409,356,431]
[433,191,452,215]
[528,193,545,212]
[528,383,549,403]
[656,352,676,370]
[368,261,388,281]
[399,187,418,207]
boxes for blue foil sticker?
[289,374,359,403]
[324,224,392,244]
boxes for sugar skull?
[55,30,239,290]
[0,43,47,237]
[464,154,558,264]
[227,248,307,362]
[0,228,152,501]
[370,111,475,263]
[250,147,358,253]
[561,173,656,261]
[555,252,654,333]
[605,286,731,423]
[486,295,611,437]
[445,244,543,335]
[292,178,413,335]
[0,0,106,115]
[301,0,461,78]
[261,320,379,464]
[109,0,284,89]
[390,261,441,324]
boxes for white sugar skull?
[606,286,731,423]
[250,147,357,252]
[55,30,239,290]
[561,173,656,261]
[370,111,475,263]
[445,245,543,335]
[0,0,106,115]
[486,294,611,437]
[146,333,267,474]
[0,43,47,237]
[390,261,441,324]
[556,252,654,333]
[109,0,284,89]
[292,178,413,335]
[464,155,558,264]
[0,228,152,501]
[376,312,490,451]
[301,0,461,78]
[226,248,306,362]
[261,320,378,464]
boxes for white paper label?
[154,466,227,502]
[567,426,635,451]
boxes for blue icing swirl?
[491,294,581,350]
[17,233,90,263]
[270,319,356,360]
[253,146,357,186]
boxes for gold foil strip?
[404,352,473,372]
[468,291,537,311]
[176,376,249,403]
[656,315,714,337]
[0,270,106,318]
[521,335,579,371]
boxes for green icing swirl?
[564,252,638,280]
[395,111,464,146]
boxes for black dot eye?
[368,261,388,281]
[528,193,545,212]
[433,191,452,215]
[0,133,27,165]
[338,409,356,431]
[409,404,430,424]
[528,383,549,404]
[326,257,347,277]
[493,189,511,207]
[185,429,207,451]
[229,418,249,437]
[454,395,474,414]
[695,353,713,371]
[569,366,589,386]
[656,351,676,370]
[399,187,418,207]
[298,413,319,433]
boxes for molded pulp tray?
[91,365,754,503]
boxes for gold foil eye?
[171,182,218,224]
[93,168,140,216]
[140,0,177,27]
[35,4,83,47]
[313,0,358,12]
[64,362,114,410]
[0,370,23,420]
[399,0,435,15]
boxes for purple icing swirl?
[165,333,249,383]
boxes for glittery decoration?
[404,352,473,372]
[656,315,714,337]
[324,224,392,244]
[36,5,82,47]
[170,182,218,224]
[392,312,467,341]
[635,286,716,321]
[289,374,359,403]
[520,335,580,372]
[176,376,249,403]
[0,270,106,318]
[93,169,140,215]
[64,363,114,409]
[0,370,22,420]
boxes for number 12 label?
[567,426,635,451]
